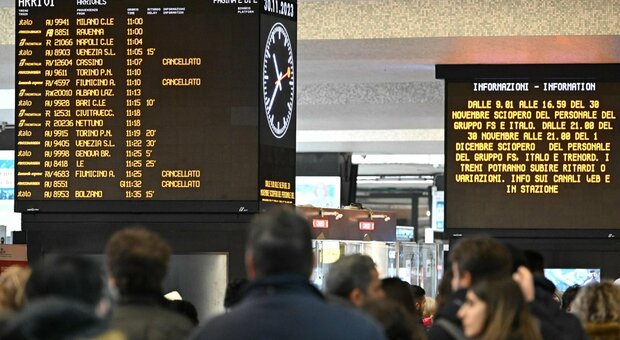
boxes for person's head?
[0,265,31,312]
[457,278,541,340]
[561,285,581,312]
[571,281,620,324]
[523,250,545,276]
[449,236,512,291]
[505,243,536,302]
[422,296,436,319]
[26,255,106,312]
[245,207,313,279]
[105,227,171,296]
[325,254,384,307]
[409,285,426,317]
[361,299,427,340]
[381,277,416,316]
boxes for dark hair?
[504,243,528,274]
[470,278,542,340]
[224,278,249,309]
[450,236,512,285]
[26,254,104,307]
[247,208,313,278]
[105,227,171,296]
[561,285,581,312]
[381,277,416,315]
[325,254,376,298]
[362,299,427,340]
[410,285,426,301]
[435,266,453,313]
[410,285,426,317]
[523,250,545,275]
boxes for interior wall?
[166,254,228,321]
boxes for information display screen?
[15,0,296,212]
[441,65,620,229]
[544,268,600,292]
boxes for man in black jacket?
[191,208,386,340]
[521,249,588,340]
[428,236,513,340]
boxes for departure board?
[15,0,297,212]
[439,65,620,229]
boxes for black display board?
[437,64,620,230]
[15,0,296,212]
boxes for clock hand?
[272,54,282,91]
[275,67,291,85]
[267,84,279,114]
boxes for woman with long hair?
[380,277,427,339]
[457,278,542,340]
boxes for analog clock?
[263,22,295,139]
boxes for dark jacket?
[191,274,386,340]
[426,288,467,340]
[110,295,195,340]
[530,276,589,340]
[1,297,125,340]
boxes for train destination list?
[15,1,262,204]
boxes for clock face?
[262,22,295,139]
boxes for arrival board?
[15,0,297,212]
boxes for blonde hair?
[572,281,620,324]
[0,265,31,312]
[423,296,436,318]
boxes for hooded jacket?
[530,275,589,340]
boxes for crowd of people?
[0,207,618,339]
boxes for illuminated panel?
[15,0,296,212]
[442,65,620,229]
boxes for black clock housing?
[262,22,295,139]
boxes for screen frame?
[437,64,620,231]
[14,1,297,213]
